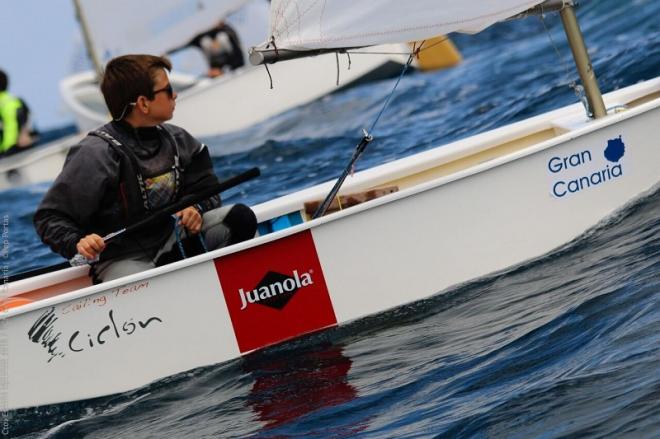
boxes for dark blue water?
[4,0,660,437]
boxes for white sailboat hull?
[0,133,85,191]
[4,78,659,410]
[60,45,412,138]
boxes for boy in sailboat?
[0,68,36,157]
[168,21,244,78]
[34,54,256,282]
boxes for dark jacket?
[34,121,221,261]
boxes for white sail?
[78,0,249,62]
[263,0,546,51]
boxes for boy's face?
[147,69,177,123]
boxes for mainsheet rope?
[171,214,208,260]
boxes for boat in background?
[0,132,84,191]
[62,0,461,138]
[2,0,658,411]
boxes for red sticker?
[214,230,336,353]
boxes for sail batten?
[258,0,547,51]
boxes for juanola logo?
[239,270,314,311]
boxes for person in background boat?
[34,54,257,282]
[0,69,36,157]
[167,21,244,78]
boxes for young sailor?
[34,54,256,282]
[0,68,35,156]
[167,21,244,78]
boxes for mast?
[558,3,606,118]
[512,1,606,118]
[73,0,104,77]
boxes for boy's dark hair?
[100,55,172,120]
[0,69,8,92]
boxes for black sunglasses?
[152,83,174,98]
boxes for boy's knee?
[224,204,257,244]
[204,222,231,250]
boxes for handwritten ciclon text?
[29,307,164,362]
[67,309,162,353]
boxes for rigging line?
[414,40,427,60]
[368,40,423,133]
[359,48,417,172]
[335,51,354,86]
[369,53,415,133]
[267,35,280,57]
[312,51,415,219]
[335,52,353,87]
[263,36,278,89]
[263,64,274,89]
[538,13,590,114]
[172,215,187,259]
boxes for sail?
[262,0,547,51]
[77,0,249,63]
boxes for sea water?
[4,0,660,437]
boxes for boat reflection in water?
[244,343,364,432]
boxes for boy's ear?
[136,96,149,113]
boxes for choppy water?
[3,0,660,437]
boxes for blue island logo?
[548,136,626,198]
[604,136,625,162]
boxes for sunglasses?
[152,83,174,98]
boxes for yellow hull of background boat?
[411,35,463,71]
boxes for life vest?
[89,126,185,227]
[0,92,30,153]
